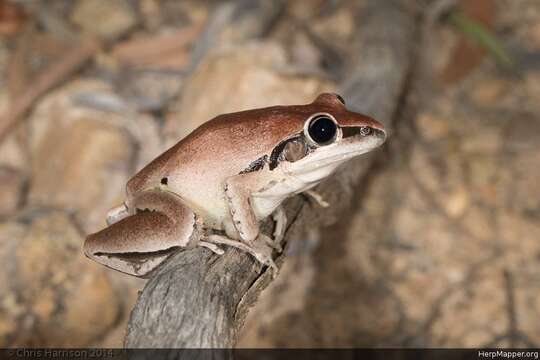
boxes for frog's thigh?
[84,190,201,277]
[224,173,262,243]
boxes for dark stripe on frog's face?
[239,134,310,174]
[239,125,385,175]
[269,134,310,171]
[239,155,268,174]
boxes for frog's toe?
[304,190,330,208]
[106,203,129,225]
[260,233,282,253]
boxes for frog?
[84,93,386,277]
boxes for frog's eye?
[305,114,338,146]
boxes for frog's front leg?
[213,173,283,274]
[84,190,202,277]
[272,206,287,252]
[224,174,286,250]
[224,174,260,242]
[304,190,330,208]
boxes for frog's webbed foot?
[304,190,330,208]
[206,234,279,277]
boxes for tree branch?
[125,0,420,348]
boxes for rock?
[137,0,206,31]
[0,210,120,346]
[468,156,500,206]
[18,80,157,348]
[138,0,162,31]
[441,185,470,219]
[415,111,451,141]
[0,91,28,170]
[460,126,502,154]
[71,0,137,41]
[460,206,494,246]
[0,221,25,345]
[430,267,508,346]
[0,167,26,217]
[0,135,27,171]
[516,272,540,344]
[26,80,162,233]
[116,69,184,112]
[469,78,508,106]
[27,100,133,233]
[409,146,467,204]
[510,151,540,212]
[524,71,540,109]
[237,255,316,347]
[165,42,335,141]
[504,116,540,152]
[526,20,540,50]
[288,33,324,72]
[312,7,355,43]
[498,210,540,271]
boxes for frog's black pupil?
[308,116,337,145]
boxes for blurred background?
[0,0,539,348]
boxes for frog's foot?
[199,241,225,255]
[272,206,287,252]
[206,234,279,277]
[304,190,330,208]
[106,203,129,225]
[262,233,282,253]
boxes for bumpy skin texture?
[84,93,386,277]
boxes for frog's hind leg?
[84,190,202,277]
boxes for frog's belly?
[174,170,320,231]
[170,182,229,230]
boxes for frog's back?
[126,105,314,199]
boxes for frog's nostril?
[359,126,372,136]
[161,177,168,185]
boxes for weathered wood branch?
[125,0,420,348]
